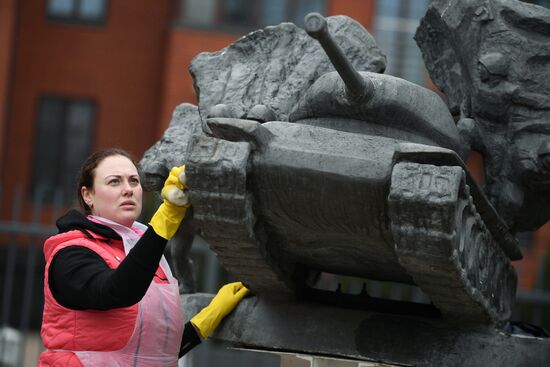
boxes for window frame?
[31,95,97,203]
[46,0,109,26]
[373,0,429,86]
[173,0,328,33]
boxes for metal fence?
[0,187,56,367]
[1,185,550,366]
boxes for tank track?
[388,162,517,326]
[186,135,294,299]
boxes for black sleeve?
[49,226,169,310]
[179,322,202,357]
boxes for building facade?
[0,0,376,219]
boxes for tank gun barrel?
[304,12,373,101]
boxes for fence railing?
[0,187,60,367]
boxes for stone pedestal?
[182,294,550,367]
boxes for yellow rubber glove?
[149,166,191,240]
[190,282,249,339]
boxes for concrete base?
[238,349,400,367]
[182,294,550,367]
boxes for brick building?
[0,0,376,217]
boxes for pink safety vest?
[39,217,184,366]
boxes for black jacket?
[49,210,200,357]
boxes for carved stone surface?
[182,13,519,326]
[199,113,520,323]
[415,0,550,231]
[389,160,516,325]
[140,103,203,293]
[141,10,523,320]
[194,118,411,298]
[140,103,203,191]
[137,6,550,359]
[190,16,386,123]
[182,294,550,367]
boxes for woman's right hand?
[149,166,191,240]
[190,282,250,339]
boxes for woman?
[39,148,248,366]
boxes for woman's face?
[81,155,143,227]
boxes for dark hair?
[77,148,139,214]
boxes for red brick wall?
[328,0,375,30]
[1,0,170,217]
[158,29,238,134]
[1,1,377,216]
[0,0,17,176]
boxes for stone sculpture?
[140,15,389,298]
[415,0,550,232]
[140,2,550,364]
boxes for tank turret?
[304,12,373,102]
[292,13,465,158]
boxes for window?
[47,0,108,24]
[177,0,326,30]
[180,0,216,26]
[32,96,95,202]
[374,0,429,86]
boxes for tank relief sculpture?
[139,1,550,364]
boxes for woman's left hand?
[149,166,190,240]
